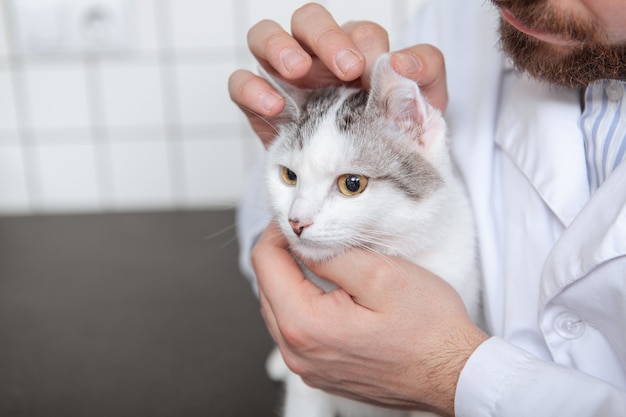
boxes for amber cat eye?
[280,166,297,185]
[337,174,368,196]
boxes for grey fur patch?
[336,90,369,132]
[285,87,341,150]
[375,153,444,200]
[339,91,444,201]
[272,87,341,154]
[356,133,444,201]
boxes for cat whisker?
[203,223,236,240]
[350,244,408,281]
[358,247,414,284]
[351,234,400,253]
[218,234,239,250]
[201,223,239,250]
[338,236,419,283]
[239,106,281,139]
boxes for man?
[229,1,626,415]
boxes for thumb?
[304,250,422,311]
[253,222,324,314]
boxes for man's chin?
[499,20,626,88]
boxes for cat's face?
[264,54,449,262]
[266,116,422,261]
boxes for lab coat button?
[554,311,585,339]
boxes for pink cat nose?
[288,219,311,237]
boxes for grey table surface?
[0,209,280,417]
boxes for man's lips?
[499,7,581,48]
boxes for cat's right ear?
[257,66,308,123]
[366,54,445,152]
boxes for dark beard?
[495,1,626,88]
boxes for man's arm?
[457,337,626,416]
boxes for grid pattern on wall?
[0,0,424,215]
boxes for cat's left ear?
[366,54,445,151]
[258,66,308,123]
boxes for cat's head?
[263,53,451,262]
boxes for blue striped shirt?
[579,80,626,192]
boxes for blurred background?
[0,0,425,215]
[0,0,425,416]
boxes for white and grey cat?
[261,53,482,417]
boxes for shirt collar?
[580,79,626,192]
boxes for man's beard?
[495,1,626,88]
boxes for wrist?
[424,324,489,416]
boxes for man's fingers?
[227,69,286,146]
[342,21,390,89]
[291,3,365,81]
[248,19,313,80]
[280,19,390,90]
[228,69,284,116]
[390,44,448,112]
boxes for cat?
[260,53,482,417]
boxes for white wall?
[0,0,424,215]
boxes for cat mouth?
[287,237,347,263]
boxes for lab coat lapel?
[495,73,589,227]
[538,163,626,387]
[497,73,626,313]
[540,161,626,306]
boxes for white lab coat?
[236,0,626,414]
[405,0,626,415]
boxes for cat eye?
[337,174,368,196]
[280,166,297,186]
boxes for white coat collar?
[540,161,626,306]
[495,72,626,306]
[495,71,589,227]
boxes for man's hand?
[253,223,488,417]
[228,3,448,146]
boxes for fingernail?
[335,49,362,75]
[261,92,282,113]
[392,53,421,77]
[281,48,307,73]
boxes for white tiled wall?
[0,0,425,215]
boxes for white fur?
[262,54,481,417]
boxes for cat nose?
[288,219,311,237]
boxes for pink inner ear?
[387,92,424,128]
[383,82,442,150]
[368,54,446,152]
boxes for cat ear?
[366,54,444,151]
[257,66,308,122]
